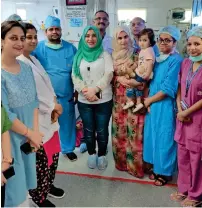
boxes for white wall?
[117,0,192,29]
[1,0,57,26]
[1,1,16,21]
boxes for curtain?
[192,0,202,17]
[191,0,202,27]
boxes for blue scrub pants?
[57,96,76,154]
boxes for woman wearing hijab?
[17,23,64,207]
[72,25,113,170]
[112,26,146,178]
[170,26,202,207]
[143,26,183,186]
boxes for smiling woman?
[72,25,114,170]
[17,22,64,207]
[1,21,43,207]
[143,26,183,186]
[85,29,97,48]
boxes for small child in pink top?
[130,29,156,113]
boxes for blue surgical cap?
[187,26,202,39]
[45,15,61,29]
[7,14,22,21]
[158,25,181,41]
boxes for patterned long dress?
[112,64,145,178]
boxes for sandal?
[154,175,172,186]
[143,166,157,180]
[170,192,187,202]
[181,198,202,207]
[149,171,157,180]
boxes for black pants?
[29,147,59,204]
[78,100,112,157]
[1,185,5,207]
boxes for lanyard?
[185,63,202,97]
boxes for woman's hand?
[1,173,7,186]
[177,107,183,113]
[87,95,99,102]
[1,162,10,172]
[51,103,63,123]
[54,103,63,115]
[29,141,38,152]
[177,110,190,122]
[144,97,152,108]
[117,76,130,87]
[27,130,44,149]
[82,87,88,94]
[126,79,143,88]
[83,87,97,100]
[51,110,60,123]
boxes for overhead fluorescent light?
[16,2,35,4]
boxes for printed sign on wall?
[70,18,83,27]
[66,6,86,18]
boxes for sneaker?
[132,103,144,113]
[123,101,135,110]
[48,185,65,199]
[98,156,108,170]
[87,154,97,169]
[65,152,77,161]
[80,143,87,153]
[31,199,55,207]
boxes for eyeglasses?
[158,38,173,44]
[94,17,108,22]
[131,22,144,27]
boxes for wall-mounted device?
[52,7,59,17]
[170,8,185,21]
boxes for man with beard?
[34,15,78,161]
[130,17,159,56]
[93,10,113,54]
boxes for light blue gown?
[143,53,183,176]
[33,40,77,154]
[1,61,38,207]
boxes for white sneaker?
[87,154,97,169]
[97,156,108,170]
[123,101,135,110]
[132,103,144,113]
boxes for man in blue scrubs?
[130,17,159,56]
[34,15,77,161]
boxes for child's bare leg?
[136,97,141,105]
[123,89,135,110]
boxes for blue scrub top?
[33,40,77,99]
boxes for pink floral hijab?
[112,26,134,66]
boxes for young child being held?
[123,28,156,111]
[132,28,156,113]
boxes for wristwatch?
[2,157,14,165]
